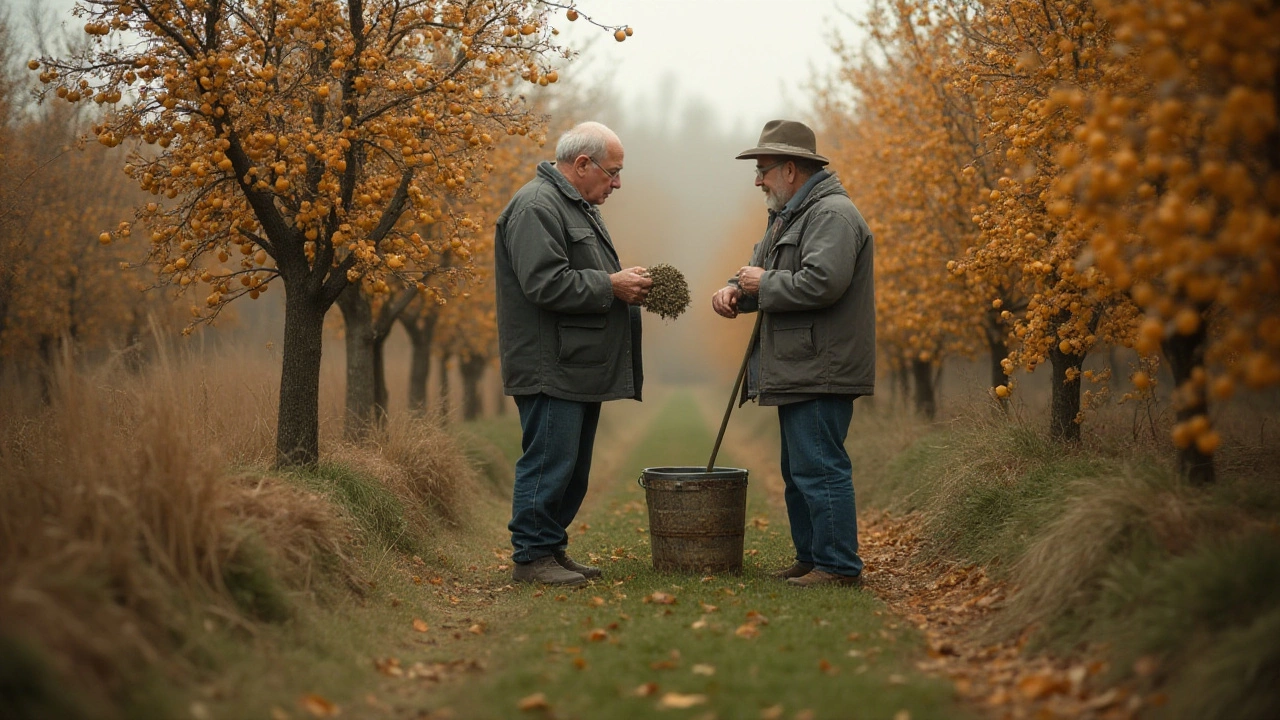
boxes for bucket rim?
[640,466,747,480]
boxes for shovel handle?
[706,312,763,472]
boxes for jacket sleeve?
[758,210,861,313]
[504,203,614,314]
[726,241,762,313]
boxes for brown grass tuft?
[0,345,353,706]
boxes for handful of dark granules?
[641,263,691,320]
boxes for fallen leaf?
[468,624,485,635]
[699,602,718,613]
[894,711,912,720]
[692,663,716,676]
[847,632,861,641]
[645,591,677,605]
[573,656,587,670]
[428,576,443,585]
[690,618,708,630]
[759,705,784,720]
[412,575,423,585]
[412,618,429,633]
[818,659,838,675]
[1017,673,1067,700]
[587,628,608,642]
[751,516,770,529]
[735,624,760,639]
[745,610,769,625]
[888,674,906,685]
[517,693,549,711]
[374,657,404,677]
[299,694,339,717]
[270,707,290,720]
[588,596,606,607]
[657,692,707,709]
[633,682,659,697]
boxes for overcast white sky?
[556,1,864,133]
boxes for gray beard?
[765,186,793,212]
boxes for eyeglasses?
[590,157,622,179]
[755,159,788,179]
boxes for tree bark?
[276,285,328,467]
[460,354,487,421]
[399,309,437,417]
[1164,324,1215,485]
[337,284,378,441]
[1047,342,1085,442]
[911,358,937,420]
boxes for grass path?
[423,389,969,720]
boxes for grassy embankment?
[837,395,1280,720]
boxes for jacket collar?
[538,160,594,212]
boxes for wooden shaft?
[706,312,763,472]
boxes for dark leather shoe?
[513,556,587,586]
[554,551,602,580]
[786,570,861,588]
[771,561,814,579]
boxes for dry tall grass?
[0,336,486,713]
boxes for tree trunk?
[370,287,417,424]
[1164,324,1215,485]
[337,284,378,441]
[276,285,328,467]
[400,311,437,417]
[911,358,937,420]
[985,316,1010,414]
[1047,342,1085,442]
[460,354,487,421]
[439,353,452,422]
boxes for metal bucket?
[638,466,748,574]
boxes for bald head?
[555,121,624,205]
[555,121,620,164]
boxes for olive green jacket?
[733,171,875,402]
[494,161,643,402]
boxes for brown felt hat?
[735,119,830,164]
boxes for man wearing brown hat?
[711,119,875,587]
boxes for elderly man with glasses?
[494,121,652,586]
[712,120,876,588]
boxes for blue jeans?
[778,396,863,577]
[509,393,601,564]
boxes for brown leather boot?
[512,556,587,586]
[554,551,602,580]
[786,569,862,588]
[771,561,814,579]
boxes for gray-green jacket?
[494,161,643,402]
[734,171,875,402]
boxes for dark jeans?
[778,396,864,576]
[509,393,601,564]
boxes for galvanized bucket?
[638,466,748,574]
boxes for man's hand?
[736,266,764,295]
[712,285,740,318]
[610,266,652,305]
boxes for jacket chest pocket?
[768,231,802,270]
[558,314,610,366]
[568,227,599,267]
[771,316,816,361]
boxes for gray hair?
[555,121,616,164]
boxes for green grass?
[284,462,423,554]
[432,391,969,720]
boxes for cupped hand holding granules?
[641,263,691,320]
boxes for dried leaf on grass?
[644,591,677,605]
[657,692,707,709]
[517,692,549,711]
[412,618,429,632]
[299,694,339,717]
